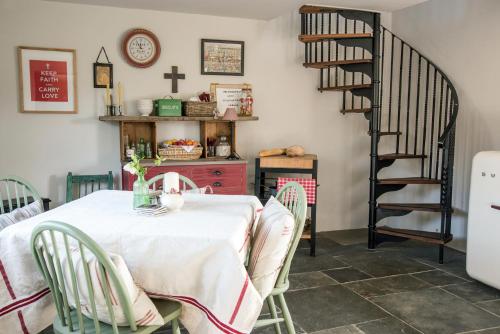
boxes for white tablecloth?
[0,190,264,334]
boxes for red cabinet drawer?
[191,164,244,178]
[122,162,247,194]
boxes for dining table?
[0,190,264,334]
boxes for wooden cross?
[163,66,185,93]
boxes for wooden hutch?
[99,115,258,194]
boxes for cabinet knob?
[212,170,223,175]
[213,181,222,187]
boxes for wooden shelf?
[99,115,259,122]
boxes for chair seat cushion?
[0,200,43,231]
[248,196,295,298]
[56,249,164,327]
[52,299,181,334]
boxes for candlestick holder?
[106,105,116,116]
[117,105,123,116]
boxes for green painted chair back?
[274,182,308,289]
[0,175,42,214]
[146,174,197,192]
[66,172,114,202]
[31,221,137,333]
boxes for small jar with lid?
[216,136,231,157]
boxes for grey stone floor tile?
[356,317,421,334]
[310,325,362,333]
[289,271,338,291]
[477,300,500,317]
[285,285,388,332]
[345,274,432,298]
[443,282,500,303]
[371,287,500,334]
[341,252,432,277]
[252,320,306,333]
[323,267,372,283]
[467,327,500,334]
[320,229,367,246]
[299,237,342,255]
[411,269,469,286]
[291,252,348,274]
[338,251,433,277]
[418,255,471,280]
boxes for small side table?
[255,154,318,256]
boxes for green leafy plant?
[123,154,164,177]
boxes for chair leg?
[267,295,282,334]
[172,318,181,334]
[277,293,295,334]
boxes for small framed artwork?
[201,39,244,76]
[18,46,77,114]
[94,63,113,88]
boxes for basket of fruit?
[158,139,203,160]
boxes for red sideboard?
[122,160,247,195]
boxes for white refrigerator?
[467,151,500,289]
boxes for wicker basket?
[158,146,203,160]
[184,101,216,117]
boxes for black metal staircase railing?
[298,5,459,263]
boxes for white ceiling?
[44,0,429,20]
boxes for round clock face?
[122,29,161,68]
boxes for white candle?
[163,172,179,194]
[105,83,111,106]
[118,82,123,106]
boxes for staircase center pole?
[368,13,381,249]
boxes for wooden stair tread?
[299,5,373,14]
[378,203,443,212]
[319,84,372,92]
[378,177,441,185]
[375,226,452,244]
[378,153,427,160]
[368,131,401,136]
[342,108,371,114]
[299,33,372,43]
[303,59,372,69]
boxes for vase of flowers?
[123,154,163,209]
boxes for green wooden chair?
[0,175,43,213]
[253,182,308,334]
[66,172,114,202]
[31,221,182,334]
[146,174,197,192]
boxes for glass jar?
[216,136,231,157]
[133,174,150,209]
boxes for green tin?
[155,98,182,117]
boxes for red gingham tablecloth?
[277,177,316,204]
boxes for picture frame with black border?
[201,39,244,76]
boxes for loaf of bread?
[259,148,286,157]
[286,145,305,157]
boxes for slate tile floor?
[255,229,500,334]
[42,229,500,334]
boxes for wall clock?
[122,28,161,68]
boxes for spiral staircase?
[298,5,459,263]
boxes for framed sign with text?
[18,46,77,114]
[210,83,252,116]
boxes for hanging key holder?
[93,46,114,88]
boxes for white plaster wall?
[389,0,500,249]
[0,0,390,232]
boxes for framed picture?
[201,39,244,76]
[18,46,77,114]
[94,63,113,88]
[210,83,252,116]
